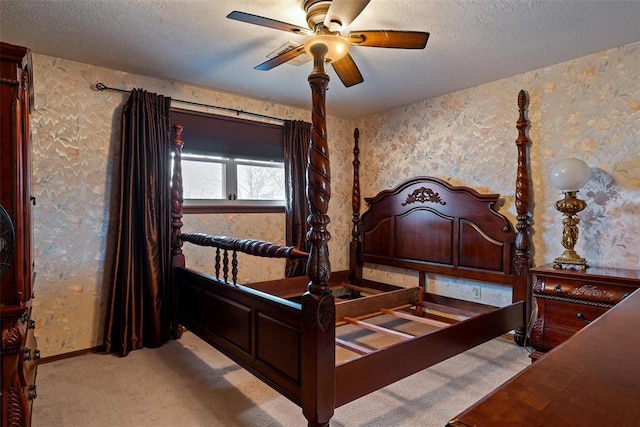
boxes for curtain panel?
[284,120,312,278]
[104,89,172,356]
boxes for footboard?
[175,267,304,404]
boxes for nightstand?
[529,264,640,360]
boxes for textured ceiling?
[1,0,640,119]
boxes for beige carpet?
[32,332,530,427]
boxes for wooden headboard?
[348,90,532,344]
[358,176,515,285]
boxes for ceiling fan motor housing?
[304,0,336,30]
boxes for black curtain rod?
[93,82,285,124]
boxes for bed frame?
[169,89,532,426]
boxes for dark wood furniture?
[169,89,532,426]
[448,286,640,427]
[1,41,38,427]
[529,264,640,360]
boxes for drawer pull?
[577,312,592,324]
[554,284,562,292]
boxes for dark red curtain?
[284,120,312,277]
[104,89,172,356]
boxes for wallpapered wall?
[356,42,640,304]
[29,54,354,357]
[30,41,639,357]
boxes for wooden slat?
[420,300,491,319]
[335,338,372,355]
[379,308,450,328]
[336,287,416,320]
[336,311,381,327]
[340,283,385,294]
[343,317,415,340]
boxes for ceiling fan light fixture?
[304,34,349,63]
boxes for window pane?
[237,163,285,200]
[182,159,225,199]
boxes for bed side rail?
[181,232,308,284]
[334,301,525,407]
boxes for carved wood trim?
[534,293,614,309]
[401,186,446,206]
[530,317,544,349]
[569,285,615,302]
[2,320,24,352]
[511,90,532,345]
[533,278,544,293]
[170,124,184,260]
[513,89,531,279]
[7,385,26,426]
[306,44,332,295]
[352,127,361,241]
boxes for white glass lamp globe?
[550,158,590,191]
[304,35,349,63]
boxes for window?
[170,109,285,213]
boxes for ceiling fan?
[227,0,429,87]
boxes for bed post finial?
[513,90,532,347]
[302,43,335,427]
[350,127,362,284]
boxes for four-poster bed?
[169,43,532,427]
[169,98,532,425]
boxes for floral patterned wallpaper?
[29,55,353,356]
[29,40,639,357]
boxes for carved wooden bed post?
[512,90,532,346]
[349,127,362,284]
[170,124,185,339]
[302,43,335,427]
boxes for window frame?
[179,154,286,214]
[170,108,286,214]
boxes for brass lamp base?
[552,254,588,271]
[552,190,589,271]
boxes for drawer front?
[544,299,607,332]
[535,276,632,305]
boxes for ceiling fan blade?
[348,30,429,49]
[331,54,364,87]
[227,11,313,35]
[324,0,371,28]
[254,45,306,71]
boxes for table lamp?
[550,158,590,270]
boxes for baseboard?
[38,345,103,364]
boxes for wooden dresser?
[448,287,640,427]
[1,41,38,427]
[529,264,640,360]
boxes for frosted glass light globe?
[304,34,349,63]
[550,158,590,191]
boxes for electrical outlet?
[472,286,481,299]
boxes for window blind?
[170,108,284,162]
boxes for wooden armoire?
[1,41,38,427]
